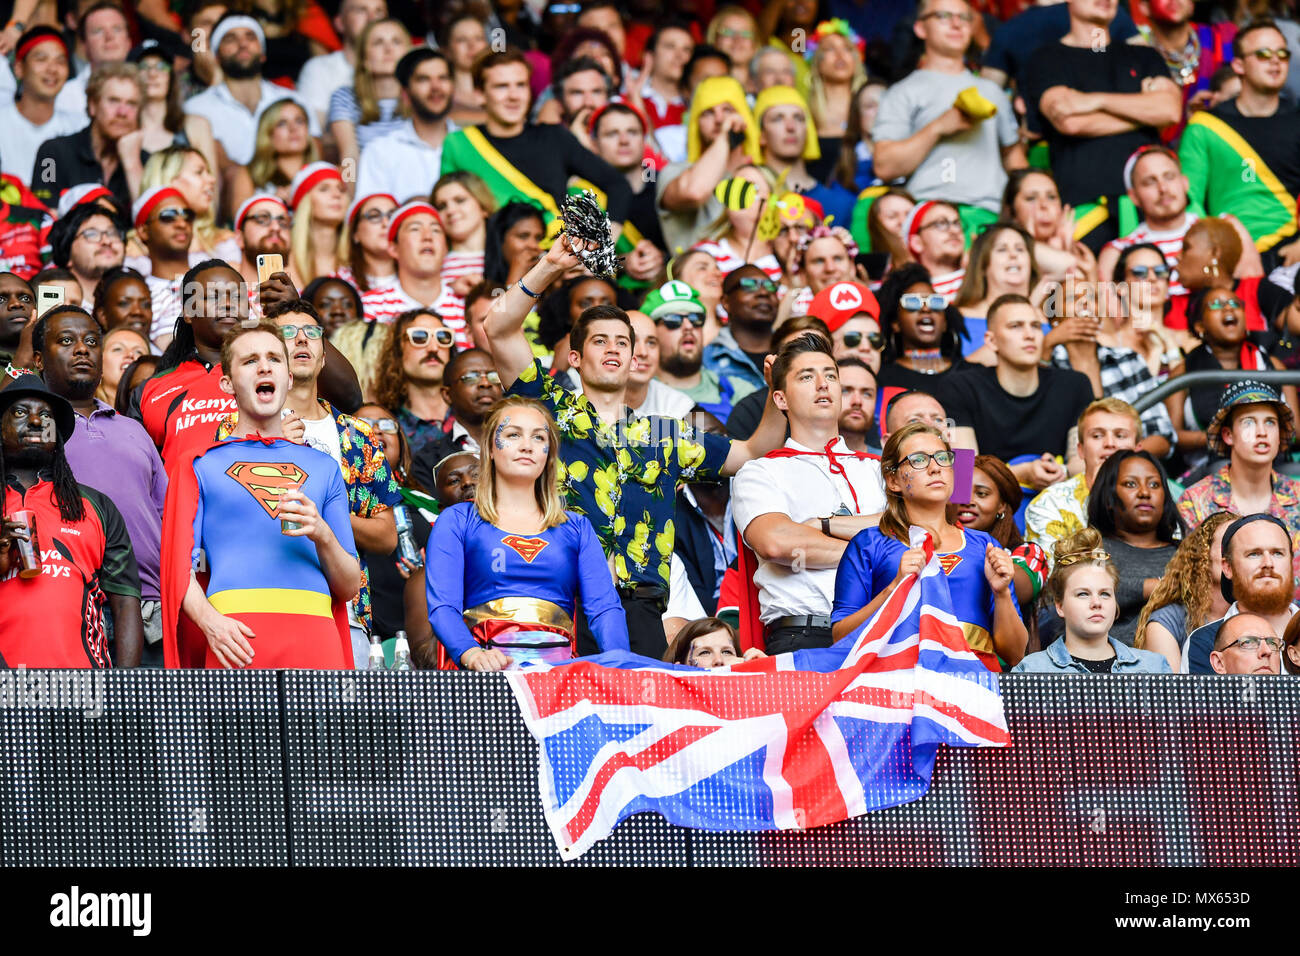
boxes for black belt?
[766,615,832,634]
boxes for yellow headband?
[753,85,821,162]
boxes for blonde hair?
[432,171,498,225]
[1077,396,1142,437]
[290,192,349,286]
[1047,527,1119,604]
[141,146,222,254]
[878,421,950,544]
[706,5,760,46]
[807,34,867,134]
[475,396,569,531]
[249,99,320,189]
[354,18,411,126]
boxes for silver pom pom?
[559,191,621,280]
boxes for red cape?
[161,435,353,669]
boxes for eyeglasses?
[656,312,703,330]
[1221,636,1284,651]
[405,327,455,348]
[277,324,324,340]
[245,212,291,228]
[74,227,125,245]
[901,449,955,470]
[920,10,975,22]
[456,369,500,386]
[899,293,947,312]
[731,276,778,294]
[718,27,755,39]
[358,208,394,225]
[358,416,399,433]
[156,207,196,224]
[842,330,884,350]
[1246,47,1291,60]
[917,217,963,234]
[1207,296,1245,311]
[1128,264,1170,280]
[548,2,581,13]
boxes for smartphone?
[728,129,745,151]
[36,284,66,317]
[256,253,283,283]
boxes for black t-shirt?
[363,504,432,642]
[726,386,768,440]
[1071,653,1118,673]
[1021,41,1168,205]
[876,358,970,397]
[1206,99,1300,200]
[984,2,1138,90]
[475,124,632,223]
[933,364,1094,461]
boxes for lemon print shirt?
[509,359,731,590]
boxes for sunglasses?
[656,312,703,330]
[1128,264,1170,280]
[901,449,955,470]
[406,327,455,348]
[1247,47,1291,60]
[157,207,196,224]
[278,324,324,340]
[358,416,399,433]
[899,293,947,312]
[456,369,500,386]
[1207,296,1245,311]
[245,212,291,228]
[841,330,884,350]
[730,276,778,294]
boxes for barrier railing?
[0,671,1295,866]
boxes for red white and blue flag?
[507,528,1010,859]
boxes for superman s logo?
[225,461,309,518]
[501,534,548,563]
[937,553,963,575]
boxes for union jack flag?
[507,528,1010,859]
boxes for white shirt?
[0,55,15,103]
[53,62,90,117]
[655,123,687,164]
[1179,600,1299,674]
[732,436,886,622]
[184,80,321,166]
[663,551,707,622]
[296,50,353,125]
[633,378,695,420]
[355,118,457,203]
[0,103,86,187]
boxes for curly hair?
[876,262,968,362]
[371,309,455,415]
[1134,511,1237,649]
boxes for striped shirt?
[334,266,397,294]
[441,250,485,285]
[359,279,469,348]
[145,273,184,345]
[691,238,783,283]
[931,268,966,303]
[327,88,405,150]
[1049,343,1177,450]
[1103,211,1196,296]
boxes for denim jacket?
[1012,636,1172,674]
[702,327,766,396]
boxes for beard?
[62,377,99,401]
[1235,571,1293,616]
[409,95,451,123]
[219,54,262,80]
[660,350,702,377]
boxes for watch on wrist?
[821,516,831,536]
[7,21,25,32]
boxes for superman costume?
[832,527,1017,673]
[426,502,630,668]
[161,435,356,669]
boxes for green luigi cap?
[641,280,705,320]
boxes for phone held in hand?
[257,254,284,284]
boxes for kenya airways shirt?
[130,358,237,471]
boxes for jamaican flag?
[440,126,565,242]
[1180,111,1298,252]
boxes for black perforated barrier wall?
[0,671,1296,866]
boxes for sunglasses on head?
[456,369,500,386]
[656,312,703,330]
[358,416,399,433]
[278,323,324,340]
[899,293,946,312]
[731,276,778,294]
[1128,264,1170,280]
[841,330,884,350]
[157,207,196,224]
[405,327,455,348]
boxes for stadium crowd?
[1,0,1299,679]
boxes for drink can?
[280,483,302,534]
[12,510,40,578]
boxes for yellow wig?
[686,76,761,164]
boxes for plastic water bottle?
[367,634,386,670]
[393,506,424,570]
[392,631,412,671]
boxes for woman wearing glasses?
[425,395,629,670]
[707,6,762,94]
[226,99,320,216]
[1113,243,1189,380]
[830,422,1027,670]
[287,162,349,287]
[1012,528,1172,674]
[339,193,399,294]
[874,262,971,394]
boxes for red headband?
[134,187,187,230]
[290,164,343,209]
[588,100,649,137]
[387,201,441,244]
[17,33,66,62]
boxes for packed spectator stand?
[1,0,1299,687]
